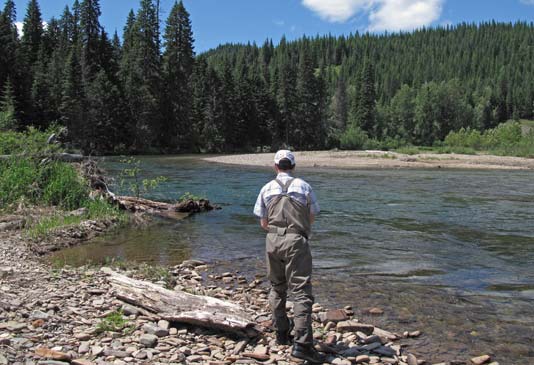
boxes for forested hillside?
[0,0,533,154]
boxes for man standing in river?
[253,150,324,363]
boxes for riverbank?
[204,150,534,170]
[0,223,497,365]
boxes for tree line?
[1,0,533,154]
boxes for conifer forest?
[0,0,533,154]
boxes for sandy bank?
[204,150,534,170]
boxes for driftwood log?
[104,268,260,337]
[0,153,85,162]
[111,195,216,219]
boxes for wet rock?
[471,355,491,365]
[337,321,374,335]
[374,345,397,357]
[374,327,399,341]
[407,353,418,365]
[318,309,348,323]
[139,334,158,348]
[368,307,384,315]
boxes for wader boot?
[265,178,320,356]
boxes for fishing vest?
[267,178,311,239]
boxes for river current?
[51,156,534,364]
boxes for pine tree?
[354,59,377,137]
[0,78,17,130]
[60,49,86,149]
[162,0,195,151]
[31,46,55,128]
[295,43,325,149]
[21,0,43,67]
[80,0,102,82]
[0,0,18,95]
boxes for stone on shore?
[471,355,491,365]
[336,320,374,335]
[139,334,158,347]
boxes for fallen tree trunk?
[104,268,260,337]
[112,195,216,218]
[0,153,85,162]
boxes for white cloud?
[15,21,23,37]
[369,0,443,31]
[301,0,371,23]
[520,0,534,4]
[14,21,48,38]
[301,0,444,32]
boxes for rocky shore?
[204,151,534,170]
[0,223,498,365]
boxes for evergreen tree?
[80,0,102,82]
[162,0,195,150]
[21,0,43,67]
[0,78,17,130]
[60,49,86,149]
[295,43,325,149]
[0,0,18,98]
[353,59,377,137]
[130,0,162,150]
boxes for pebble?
[139,334,158,348]
[0,225,478,365]
[142,323,169,337]
[471,355,491,365]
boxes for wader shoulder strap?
[274,178,295,193]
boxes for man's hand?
[310,213,315,225]
[260,218,269,231]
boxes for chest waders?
[265,178,314,345]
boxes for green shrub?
[0,125,62,155]
[339,127,370,150]
[443,122,534,157]
[0,158,40,206]
[41,162,88,210]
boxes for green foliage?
[444,122,534,156]
[96,310,131,334]
[179,192,205,202]
[41,162,88,210]
[0,78,17,131]
[138,263,173,288]
[339,126,370,150]
[2,0,534,155]
[26,199,126,240]
[0,158,40,206]
[119,158,168,198]
[0,125,62,155]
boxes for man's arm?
[310,214,315,225]
[260,218,269,231]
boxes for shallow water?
[51,156,534,364]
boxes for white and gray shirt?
[253,172,320,219]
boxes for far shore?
[204,150,534,170]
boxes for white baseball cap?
[274,150,296,166]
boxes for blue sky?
[12,0,534,53]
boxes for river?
[51,155,534,364]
